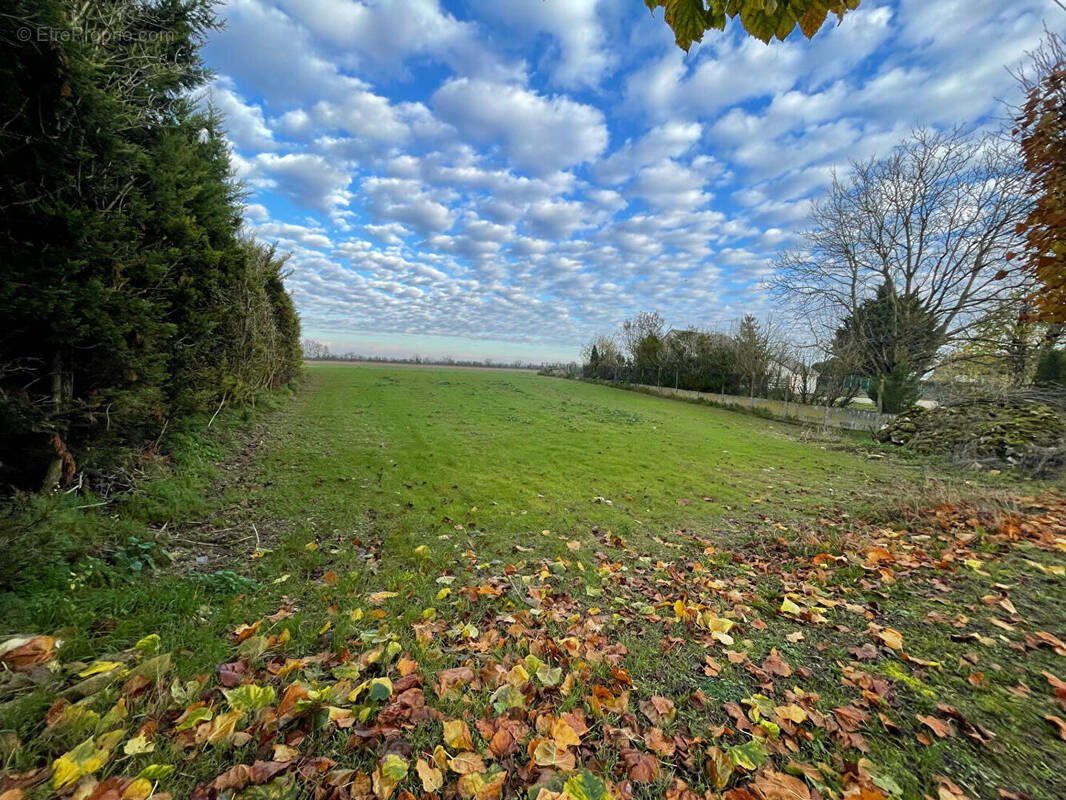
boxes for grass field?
[2,365,1065,800]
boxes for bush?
[1035,349,1066,387]
[876,398,1066,471]
[0,1,301,492]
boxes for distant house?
[769,358,819,396]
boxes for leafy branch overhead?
[645,0,861,50]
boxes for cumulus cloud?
[432,78,608,175]
[251,153,353,216]
[204,78,277,152]
[470,0,612,88]
[362,177,457,235]
[205,0,1053,358]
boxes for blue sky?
[201,0,1057,363]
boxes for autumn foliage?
[4,493,1066,799]
[646,0,861,51]
[1014,36,1066,323]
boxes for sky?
[201,0,1059,363]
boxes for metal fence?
[632,384,895,432]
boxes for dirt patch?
[157,412,292,576]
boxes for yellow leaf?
[51,735,114,790]
[121,778,154,800]
[780,598,802,615]
[443,719,475,750]
[416,758,444,793]
[550,718,582,749]
[877,628,904,650]
[134,634,161,655]
[373,754,408,800]
[506,663,529,686]
[201,709,242,745]
[123,734,155,756]
[76,661,125,678]
[449,752,487,775]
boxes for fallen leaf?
[876,628,904,650]
[416,758,444,793]
[443,719,475,751]
[1046,715,1066,740]
[621,748,659,782]
[0,636,58,673]
[449,752,486,775]
[918,715,953,738]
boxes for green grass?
[248,366,905,550]
[1,365,1064,800]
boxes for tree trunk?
[41,350,74,492]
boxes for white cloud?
[596,121,703,185]
[251,153,353,215]
[362,177,457,234]
[525,199,590,240]
[204,78,277,152]
[207,0,1056,359]
[630,160,712,211]
[625,5,894,121]
[432,78,608,175]
[470,0,611,88]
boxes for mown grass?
[1,365,1063,799]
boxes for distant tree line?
[300,341,546,370]
[0,1,302,492]
[580,311,854,407]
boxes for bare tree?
[619,311,666,383]
[302,339,330,360]
[772,128,1032,360]
[581,334,623,379]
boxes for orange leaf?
[917,715,953,738]
[1046,714,1066,740]
[0,636,58,673]
[621,748,659,782]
